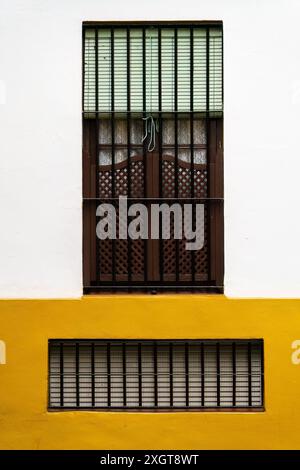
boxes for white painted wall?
[0,0,299,298]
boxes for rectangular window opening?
[83,22,224,293]
[49,340,264,410]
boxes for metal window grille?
[83,23,224,293]
[83,26,222,113]
[49,340,264,410]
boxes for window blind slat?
[49,340,263,409]
[83,26,223,113]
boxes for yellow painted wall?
[0,296,300,449]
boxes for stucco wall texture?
[0,297,300,449]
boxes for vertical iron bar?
[59,343,64,407]
[111,27,116,283]
[95,28,100,283]
[107,342,111,407]
[216,342,220,407]
[221,27,224,111]
[232,342,236,407]
[126,27,132,284]
[91,342,95,407]
[82,27,85,113]
[122,342,127,407]
[158,26,162,132]
[138,343,142,407]
[48,342,51,408]
[158,26,163,282]
[169,343,173,407]
[206,26,211,284]
[154,342,158,407]
[75,342,80,407]
[190,27,196,284]
[95,27,99,143]
[185,343,189,407]
[142,27,148,283]
[111,27,115,197]
[248,342,252,406]
[174,27,179,283]
[201,342,205,406]
[261,341,264,407]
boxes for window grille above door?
[82,22,224,293]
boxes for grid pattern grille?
[49,340,264,410]
[84,26,222,113]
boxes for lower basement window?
[48,339,264,410]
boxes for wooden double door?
[83,117,223,290]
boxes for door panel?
[83,117,222,288]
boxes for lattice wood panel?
[98,207,145,281]
[97,154,209,282]
[99,159,144,198]
[162,159,207,198]
[161,159,209,280]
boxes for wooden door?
[83,117,223,289]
